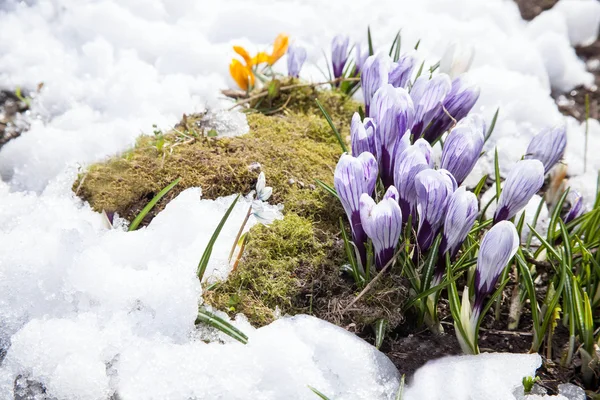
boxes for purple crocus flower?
[394,144,430,220]
[473,221,519,315]
[433,187,478,284]
[413,138,434,167]
[361,54,390,116]
[388,53,416,89]
[564,191,584,223]
[350,112,376,156]
[494,159,545,223]
[440,114,486,185]
[360,187,403,270]
[423,75,480,144]
[354,44,369,76]
[371,84,414,187]
[334,152,378,265]
[524,126,567,174]
[414,169,455,251]
[332,35,350,82]
[287,44,307,78]
[410,74,452,140]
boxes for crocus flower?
[332,35,350,82]
[414,169,455,251]
[564,190,584,223]
[439,42,475,79]
[354,44,369,76]
[440,114,486,185]
[524,126,567,174]
[371,84,414,187]
[229,59,255,91]
[334,152,378,265]
[361,54,390,116]
[360,188,403,270]
[388,53,416,89]
[255,172,272,201]
[494,159,545,223]
[413,138,434,168]
[350,113,376,156]
[423,75,480,144]
[286,44,307,78]
[473,221,519,315]
[394,144,430,219]
[410,74,452,139]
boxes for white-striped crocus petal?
[287,44,307,78]
[473,221,519,315]
[255,172,273,201]
[350,112,376,157]
[440,114,485,185]
[410,74,452,139]
[354,43,369,76]
[413,138,434,168]
[524,125,567,174]
[394,144,430,220]
[371,84,415,187]
[388,53,416,88]
[439,42,475,79]
[564,190,584,223]
[494,159,545,223]
[414,169,455,251]
[332,35,350,80]
[359,190,403,270]
[441,187,478,258]
[361,53,391,116]
[424,75,480,144]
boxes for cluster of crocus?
[360,53,479,144]
[229,33,289,91]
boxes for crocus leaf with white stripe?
[440,114,485,185]
[494,159,544,223]
[524,125,567,174]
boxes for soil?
[0,90,30,149]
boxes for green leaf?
[340,218,364,286]
[128,177,181,231]
[315,99,347,153]
[484,108,499,143]
[395,375,406,400]
[421,234,442,292]
[195,308,248,344]
[526,196,546,249]
[314,179,339,200]
[267,79,281,100]
[414,39,421,50]
[374,319,387,349]
[473,174,488,197]
[547,188,570,245]
[197,194,241,281]
[494,147,501,201]
[367,26,374,56]
[309,386,332,400]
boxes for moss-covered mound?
[75,85,406,329]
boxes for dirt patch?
[0,89,30,149]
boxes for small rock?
[287,178,295,185]
[557,383,585,400]
[308,184,316,190]
[3,99,18,117]
[248,162,262,172]
[297,181,305,188]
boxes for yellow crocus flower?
[229,59,254,91]
[269,33,288,65]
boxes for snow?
[0,0,597,398]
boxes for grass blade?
[195,308,248,344]
[129,177,181,231]
[315,98,348,153]
[367,26,374,55]
[484,108,499,143]
[494,147,501,201]
[315,179,339,200]
[309,386,332,400]
[374,319,387,349]
[197,194,241,281]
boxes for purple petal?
[494,159,545,223]
[440,114,485,185]
[410,74,452,139]
[351,112,376,156]
[287,45,307,78]
[388,53,416,88]
[524,125,567,174]
[414,169,454,251]
[361,54,391,115]
[332,35,350,80]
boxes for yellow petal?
[229,59,254,91]
[269,33,289,65]
[233,46,252,66]
[251,51,270,65]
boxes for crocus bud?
[354,44,369,76]
[360,189,403,269]
[564,190,584,223]
[350,113,376,156]
[334,152,379,264]
[439,42,475,79]
[440,114,485,185]
[494,160,545,223]
[371,84,415,187]
[414,169,455,251]
[410,74,452,139]
[524,126,567,174]
[388,53,416,88]
[441,187,478,258]
[473,221,519,315]
[413,138,434,168]
[332,35,350,82]
[423,75,480,144]
[287,45,307,78]
[394,144,430,220]
[361,54,390,116]
[255,172,273,201]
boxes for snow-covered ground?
[0,0,599,398]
